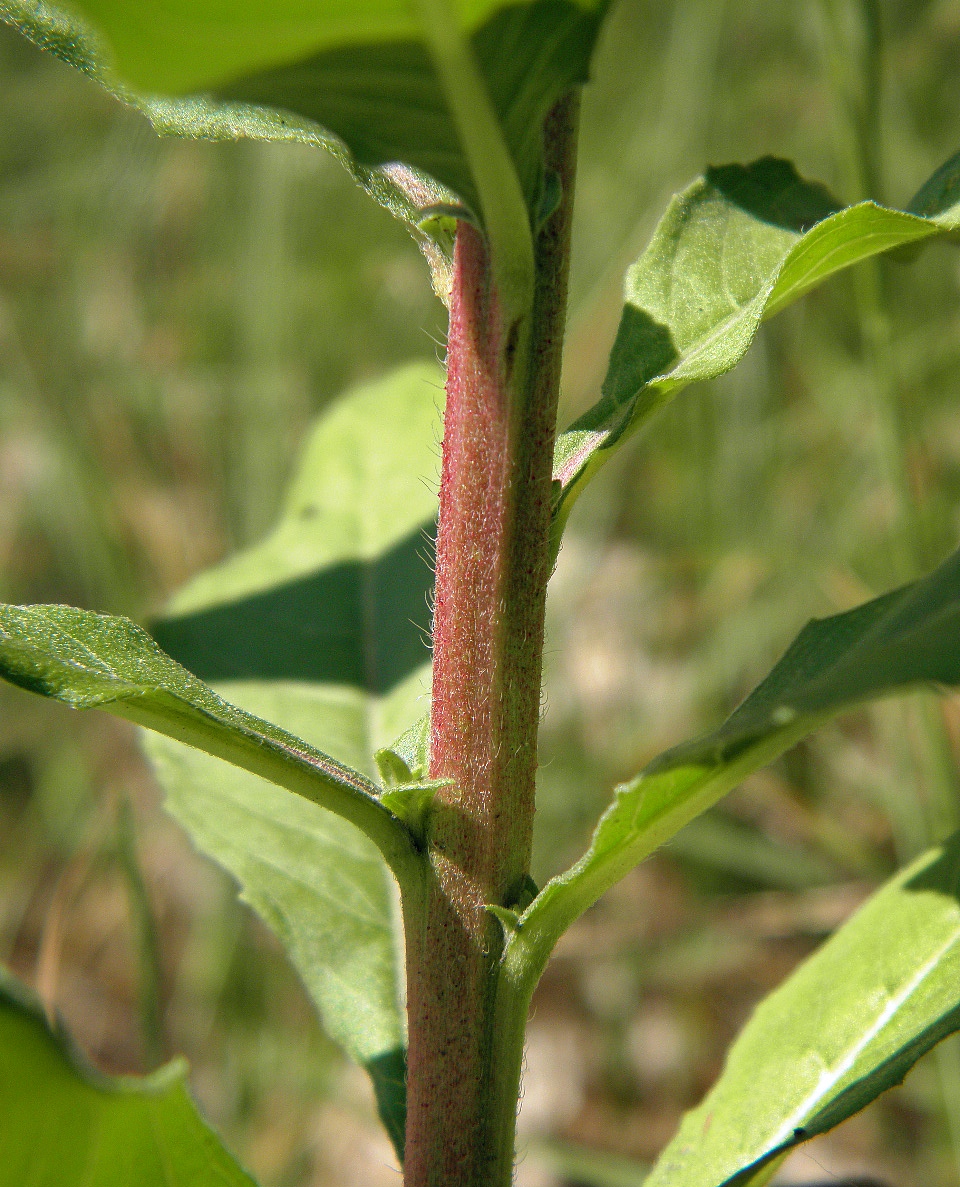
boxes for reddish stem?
[402,94,579,1187]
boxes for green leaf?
[143,696,410,1161]
[552,154,960,544]
[1,0,608,298]
[514,543,960,978]
[146,363,444,1159]
[0,602,416,866]
[0,0,459,298]
[0,967,257,1187]
[644,832,960,1187]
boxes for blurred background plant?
[3,1,960,1184]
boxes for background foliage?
[3,1,960,1184]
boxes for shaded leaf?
[644,832,960,1187]
[517,544,960,971]
[552,154,960,544]
[0,967,257,1186]
[147,363,444,1158]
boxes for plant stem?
[402,93,579,1187]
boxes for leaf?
[515,544,960,975]
[1,0,608,299]
[551,154,960,543]
[146,363,444,1158]
[0,967,257,1187]
[144,696,411,1161]
[643,832,960,1187]
[0,0,459,299]
[0,602,415,864]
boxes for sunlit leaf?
[517,543,960,971]
[0,602,407,853]
[552,153,960,545]
[0,967,257,1187]
[645,832,960,1187]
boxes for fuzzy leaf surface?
[0,602,401,841]
[147,363,443,1158]
[517,545,960,969]
[552,154,960,540]
[0,968,257,1186]
[644,832,960,1187]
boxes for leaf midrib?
[767,920,960,1149]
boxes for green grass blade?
[0,967,258,1186]
[643,832,960,1187]
[552,153,960,546]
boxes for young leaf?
[513,544,960,978]
[0,967,257,1187]
[146,364,444,1158]
[643,831,960,1187]
[552,153,960,544]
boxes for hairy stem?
[402,93,579,1187]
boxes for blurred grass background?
[3,1,960,1184]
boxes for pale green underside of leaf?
[645,832,960,1187]
[58,0,603,95]
[551,154,960,542]
[143,684,411,1158]
[516,544,960,973]
[0,967,257,1187]
[147,363,443,1158]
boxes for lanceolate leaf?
[644,832,960,1187]
[514,544,960,976]
[146,364,443,1159]
[0,967,257,1187]
[551,154,960,544]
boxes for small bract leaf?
[644,832,960,1187]
[551,155,960,546]
[376,713,432,786]
[516,544,960,975]
[0,967,257,1187]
